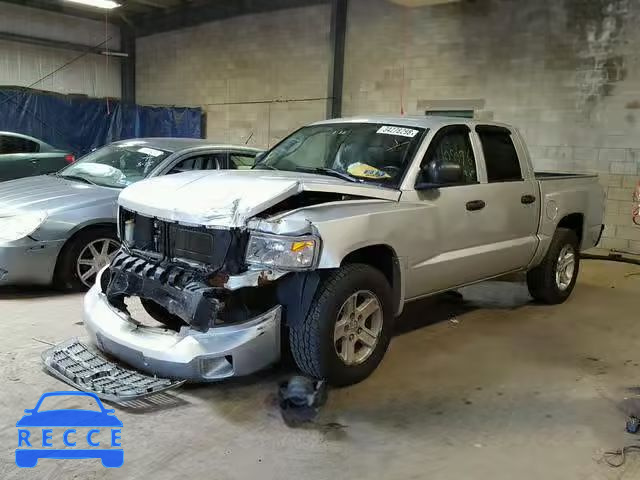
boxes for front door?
[404,125,498,299]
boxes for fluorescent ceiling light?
[65,0,121,9]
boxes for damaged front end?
[44,207,321,391]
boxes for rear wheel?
[289,264,394,386]
[527,228,580,304]
[56,227,119,290]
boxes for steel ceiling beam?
[132,0,328,37]
[0,30,126,56]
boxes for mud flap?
[41,338,185,402]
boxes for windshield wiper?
[56,174,96,185]
[295,167,361,183]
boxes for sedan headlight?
[0,212,47,242]
[246,232,320,270]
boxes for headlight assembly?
[0,212,47,242]
[246,232,320,270]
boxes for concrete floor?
[1,259,640,479]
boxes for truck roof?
[311,115,514,131]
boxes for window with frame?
[229,153,257,169]
[169,154,219,174]
[476,126,522,182]
[419,127,477,184]
[0,135,39,154]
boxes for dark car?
[0,132,74,181]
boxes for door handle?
[521,194,536,204]
[30,159,38,164]
[466,200,486,211]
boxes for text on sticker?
[377,126,419,138]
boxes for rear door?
[470,125,540,272]
[0,134,40,180]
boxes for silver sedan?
[0,138,262,289]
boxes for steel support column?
[326,0,347,119]
[120,26,136,104]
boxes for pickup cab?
[47,116,604,392]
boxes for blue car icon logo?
[16,391,123,468]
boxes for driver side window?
[419,128,477,185]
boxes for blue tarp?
[0,87,202,156]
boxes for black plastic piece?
[119,208,248,274]
[276,271,321,327]
[106,250,221,332]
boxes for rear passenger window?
[168,155,218,174]
[0,135,39,154]
[476,126,522,182]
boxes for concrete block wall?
[136,0,640,252]
[136,5,331,148]
[343,0,640,252]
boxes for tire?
[55,226,119,291]
[289,263,394,386]
[141,298,186,331]
[527,227,580,304]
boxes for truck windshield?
[57,143,171,188]
[255,123,426,187]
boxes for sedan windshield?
[255,123,426,187]
[57,143,171,188]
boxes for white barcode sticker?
[377,126,419,138]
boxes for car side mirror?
[254,152,267,164]
[24,409,34,414]
[415,162,463,190]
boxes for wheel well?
[53,223,117,276]
[341,244,401,314]
[557,213,584,243]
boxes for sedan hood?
[0,175,118,215]
[119,169,400,228]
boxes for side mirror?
[415,162,463,190]
[24,409,34,414]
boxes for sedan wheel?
[76,238,119,288]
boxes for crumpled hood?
[118,169,400,228]
[0,174,117,215]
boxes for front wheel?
[527,227,580,304]
[289,264,394,386]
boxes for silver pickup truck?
[46,116,604,393]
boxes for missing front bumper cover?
[106,251,221,332]
[41,338,185,402]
